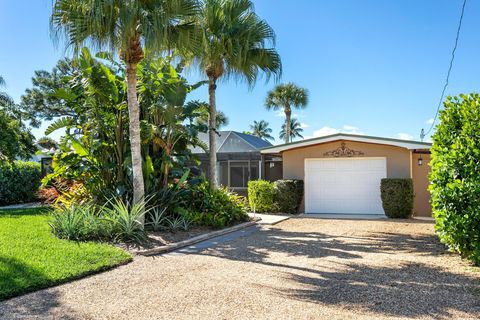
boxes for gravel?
[1,218,480,320]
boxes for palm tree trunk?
[126,62,145,223]
[285,105,292,144]
[208,77,218,190]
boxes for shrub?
[248,180,275,213]
[182,182,249,228]
[50,198,148,244]
[380,178,414,218]
[0,161,41,206]
[430,94,480,265]
[273,180,304,214]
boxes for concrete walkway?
[248,213,291,225]
[299,213,387,220]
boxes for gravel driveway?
[1,218,480,320]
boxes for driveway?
[1,218,480,319]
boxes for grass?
[0,207,132,301]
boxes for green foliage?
[250,120,274,141]
[380,179,414,219]
[0,208,131,301]
[0,161,41,206]
[146,207,169,232]
[248,180,275,213]
[182,182,249,228]
[430,94,480,265]
[279,118,304,142]
[0,108,36,161]
[102,198,148,243]
[273,180,304,214]
[50,198,148,243]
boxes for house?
[191,131,282,195]
[261,133,432,217]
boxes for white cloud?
[305,125,364,139]
[274,111,306,118]
[426,118,435,125]
[274,111,284,117]
[300,123,310,128]
[396,133,413,140]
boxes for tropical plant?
[146,207,169,232]
[279,118,304,142]
[249,120,274,141]
[194,0,282,189]
[51,0,201,218]
[265,83,308,144]
[50,205,96,241]
[102,198,149,243]
[430,93,480,265]
[0,161,42,206]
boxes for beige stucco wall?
[281,140,415,213]
[411,153,432,217]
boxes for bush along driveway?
[0,208,132,301]
[1,218,480,319]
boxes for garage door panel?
[305,158,386,214]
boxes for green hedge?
[430,94,480,265]
[0,161,41,206]
[380,178,414,218]
[274,180,304,214]
[248,179,304,214]
[248,180,275,213]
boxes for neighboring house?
[191,131,282,195]
[261,133,432,217]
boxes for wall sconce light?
[418,156,424,166]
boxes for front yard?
[1,218,479,319]
[0,208,131,301]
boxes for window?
[219,161,261,189]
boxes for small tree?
[430,93,480,265]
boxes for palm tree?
[250,120,274,141]
[0,76,13,106]
[265,83,308,144]
[195,0,282,189]
[279,118,304,143]
[51,0,200,211]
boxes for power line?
[422,0,467,140]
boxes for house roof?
[191,131,273,154]
[260,133,432,154]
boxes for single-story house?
[261,133,432,217]
[191,131,282,195]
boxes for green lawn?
[0,208,132,301]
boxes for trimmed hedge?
[274,180,304,214]
[248,179,304,214]
[430,94,480,265]
[0,161,41,206]
[248,180,275,213]
[380,178,414,218]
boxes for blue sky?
[1,0,479,142]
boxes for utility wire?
[422,0,467,140]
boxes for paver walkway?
[1,218,479,320]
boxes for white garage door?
[305,158,387,214]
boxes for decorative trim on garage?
[323,142,365,158]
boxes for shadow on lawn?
[200,223,480,318]
[0,257,79,319]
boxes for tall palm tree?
[51,0,200,210]
[0,76,13,106]
[250,120,274,141]
[265,83,308,144]
[279,118,304,143]
[195,0,282,189]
